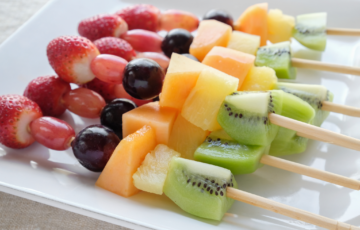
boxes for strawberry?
[23,75,71,117]
[47,36,100,84]
[93,37,136,61]
[82,78,117,102]
[0,95,43,149]
[78,14,128,41]
[115,4,161,32]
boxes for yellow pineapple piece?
[168,115,209,159]
[181,67,239,131]
[227,31,260,55]
[132,144,180,195]
[267,9,295,43]
[240,66,277,91]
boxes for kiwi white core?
[176,158,231,180]
[276,82,328,99]
[297,12,327,30]
[267,41,291,49]
[226,92,270,114]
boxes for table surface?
[0,0,130,229]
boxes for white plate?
[1,0,360,229]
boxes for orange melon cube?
[190,20,232,61]
[202,46,255,89]
[160,53,206,111]
[234,3,268,46]
[122,102,177,145]
[168,114,209,159]
[96,125,156,197]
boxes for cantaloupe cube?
[190,20,232,61]
[181,67,239,131]
[168,115,209,159]
[240,66,277,91]
[160,53,206,111]
[96,125,156,197]
[267,9,295,43]
[234,3,268,46]
[122,102,177,145]
[202,46,255,89]
[227,31,260,55]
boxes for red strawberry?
[115,4,161,32]
[78,14,128,41]
[0,95,43,149]
[47,36,100,84]
[93,37,136,61]
[82,78,117,102]
[24,76,71,117]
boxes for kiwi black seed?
[183,171,235,197]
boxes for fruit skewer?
[96,133,360,229]
[217,91,360,152]
[191,20,360,78]
[202,47,360,120]
[163,54,360,152]
[194,131,360,190]
[326,28,360,36]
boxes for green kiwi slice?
[163,157,237,221]
[269,92,315,156]
[292,12,327,51]
[255,41,297,79]
[274,82,333,127]
[217,90,283,146]
[194,133,269,175]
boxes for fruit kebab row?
[43,34,360,151]
[1,90,359,190]
[96,125,360,230]
[4,52,360,189]
[76,4,360,79]
[190,19,360,77]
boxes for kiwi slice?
[274,82,333,127]
[255,41,297,79]
[194,133,269,175]
[217,90,283,146]
[292,13,327,51]
[269,92,315,156]
[163,157,237,221]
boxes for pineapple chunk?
[181,67,239,131]
[267,9,295,43]
[227,31,260,55]
[168,115,209,159]
[240,66,277,91]
[133,144,180,195]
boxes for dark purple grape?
[100,98,136,139]
[72,125,120,172]
[152,96,160,102]
[161,29,193,57]
[123,58,164,100]
[181,53,199,62]
[203,9,233,28]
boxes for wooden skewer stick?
[297,131,330,143]
[327,28,360,36]
[260,155,360,190]
[322,101,360,117]
[269,113,360,151]
[291,58,360,76]
[226,187,360,230]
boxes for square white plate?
[1,0,360,229]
